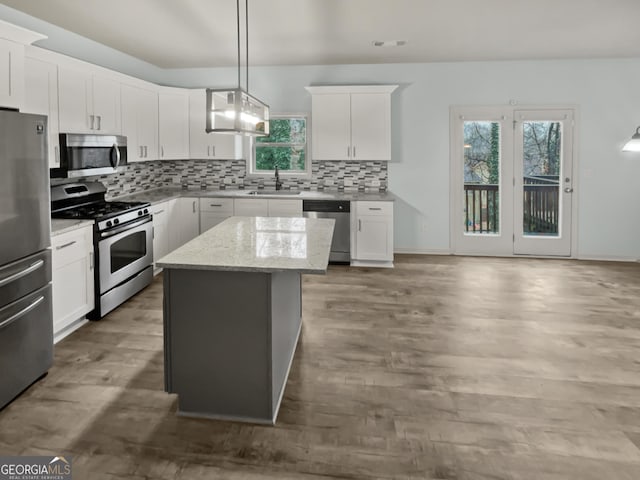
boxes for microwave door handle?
[111,144,121,168]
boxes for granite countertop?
[156,216,335,274]
[115,187,395,205]
[51,219,94,236]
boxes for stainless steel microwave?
[51,133,127,178]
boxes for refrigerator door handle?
[0,260,44,288]
[0,295,45,330]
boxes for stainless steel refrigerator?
[0,110,53,410]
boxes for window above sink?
[247,114,311,179]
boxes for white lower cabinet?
[52,225,94,342]
[152,200,174,273]
[170,197,199,250]
[200,198,234,233]
[267,199,302,217]
[351,201,394,267]
[234,198,268,217]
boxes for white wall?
[2,5,640,259]
[164,60,640,260]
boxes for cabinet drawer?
[200,198,234,214]
[355,201,393,216]
[52,227,91,269]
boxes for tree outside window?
[253,116,307,174]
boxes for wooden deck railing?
[464,178,559,234]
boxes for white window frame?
[246,113,312,178]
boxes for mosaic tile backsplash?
[52,159,388,199]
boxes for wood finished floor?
[1,255,640,479]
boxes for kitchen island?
[157,216,334,424]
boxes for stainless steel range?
[51,182,153,319]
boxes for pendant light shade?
[205,0,269,136]
[622,127,640,152]
[206,88,269,136]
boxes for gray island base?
[157,216,335,424]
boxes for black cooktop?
[52,201,149,221]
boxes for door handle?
[192,201,196,213]
[144,146,148,158]
[353,146,356,158]
[347,146,350,158]
[0,296,45,330]
[55,241,76,250]
[89,251,94,270]
[0,260,44,287]
[564,187,574,193]
[54,145,59,166]
[97,115,102,130]
[140,146,144,158]
[212,145,216,157]
[111,143,121,168]
[358,219,362,231]
[207,146,210,156]
[90,114,95,130]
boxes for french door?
[450,107,575,256]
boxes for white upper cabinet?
[0,20,46,110]
[188,89,242,160]
[0,40,23,109]
[158,87,190,160]
[121,83,158,162]
[58,65,121,134]
[306,85,397,161]
[23,56,60,168]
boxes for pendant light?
[206,0,269,136]
[622,127,640,152]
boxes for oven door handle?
[100,217,150,239]
[110,143,121,169]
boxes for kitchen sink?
[247,191,301,196]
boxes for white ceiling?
[2,0,640,68]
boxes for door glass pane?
[522,121,561,237]
[463,121,500,234]
[111,231,146,273]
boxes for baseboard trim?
[394,248,451,255]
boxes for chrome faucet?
[275,166,283,191]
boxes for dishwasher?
[303,200,350,263]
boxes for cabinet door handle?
[207,146,210,156]
[144,146,148,158]
[54,145,60,166]
[210,204,223,207]
[90,114,95,130]
[369,207,382,211]
[212,145,216,157]
[161,146,164,157]
[192,201,196,213]
[347,146,350,158]
[89,251,94,270]
[140,146,144,158]
[353,146,356,158]
[154,210,164,215]
[56,240,77,250]
[358,219,362,231]
[97,115,102,130]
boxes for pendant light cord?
[246,0,249,93]
[236,0,241,89]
